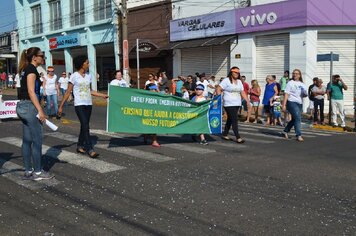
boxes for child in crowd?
[270,95,283,126]
[144,83,161,147]
[191,84,208,145]
[182,86,190,100]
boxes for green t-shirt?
[280,76,288,91]
[328,82,344,100]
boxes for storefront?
[170,0,356,113]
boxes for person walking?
[246,79,261,123]
[43,66,60,119]
[262,75,278,125]
[327,74,348,127]
[282,69,308,142]
[216,67,250,144]
[58,55,108,158]
[312,78,326,125]
[16,47,54,180]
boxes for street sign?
[317,53,339,62]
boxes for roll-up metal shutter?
[317,33,356,115]
[181,43,229,78]
[256,34,290,96]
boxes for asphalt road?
[0,97,355,235]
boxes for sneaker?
[32,171,54,181]
[200,139,208,145]
[281,131,289,139]
[22,171,34,180]
[297,136,304,142]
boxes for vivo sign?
[240,10,278,27]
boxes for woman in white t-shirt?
[216,67,251,143]
[58,56,108,158]
[43,66,59,118]
[282,69,308,142]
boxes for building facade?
[0,31,19,75]
[15,0,172,90]
[170,0,356,114]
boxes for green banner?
[107,86,222,134]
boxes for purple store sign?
[170,0,356,42]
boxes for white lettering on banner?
[0,100,19,119]
[240,10,278,27]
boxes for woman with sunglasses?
[58,55,108,158]
[16,47,54,180]
[216,67,250,143]
[282,69,308,142]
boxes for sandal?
[221,135,232,141]
[88,151,99,158]
[76,147,86,154]
[151,142,161,148]
[236,138,245,144]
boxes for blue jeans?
[284,101,302,137]
[75,105,93,152]
[16,100,43,172]
[46,94,58,116]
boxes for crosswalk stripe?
[238,127,317,138]
[91,129,216,154]
[0,137,125,174]
[208,141,248,148]
[46,132,175,162]
[95,144,175,162]
[238,131,286,140]
[239,123,337,136]
[0,159,60,190]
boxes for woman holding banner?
[58,55,108,158]
[16,47,54,180]
[216,67,251,144]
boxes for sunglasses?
[37,54,45,59]
[195,88,204,91]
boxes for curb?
[312,124,354,133]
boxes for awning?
[0,54,16,59]
[165,35,236,50]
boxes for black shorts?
[264,105,272,114]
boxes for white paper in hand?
[36,114,58,131]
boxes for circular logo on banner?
[210,117,220,129]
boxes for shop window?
[49,0,62,31]
[70,0,85,26]
[94,0,112,21]
[32,5,43,35]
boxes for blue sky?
[0,0,16,34]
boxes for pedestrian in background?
[217,67,250,144]
[43,66,59,119]
[58,71,69,96]
[15,73,21,99]
[191,84,209,145]
[8,74,14,88]
[58,55,108,158]
[262,75,278,126]
[110,70,128,87]
[308,77,318,119]
[282,69,308,142]
[327,74,348,127]
[1,72,6,89]
[143,83,161,147]
[207,75,219,99]
[312,78,326,125]
[239,75,250,116]
[16,47,54,180]
[158,72,168,94]
[246,79,261,123]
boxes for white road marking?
[0,137,125,174]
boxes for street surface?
[0,100,355,235]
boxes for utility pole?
[121,0,130,85]
[115,0,121,71]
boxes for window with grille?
[94,0,112,21]
[70,0,85,26]
[32,5,43,35]
[49,0,62,31]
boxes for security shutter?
[317,33,356,114]
[181,43,229,78]
[256,34,290,95]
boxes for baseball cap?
[195,84,205,90]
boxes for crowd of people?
[12,46,353,181]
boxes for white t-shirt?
[15,74,21,88]
[285,80,308,104]
[182,91,189,100]
[207,79,219,94]
[145,80,158,88]
[196,80,209,97]
[58,76,69,90]
[69,72,92,106]
[219,78,244,107]
[45,75,57,95]
[110,79,128,87]
[8,75,13,82]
